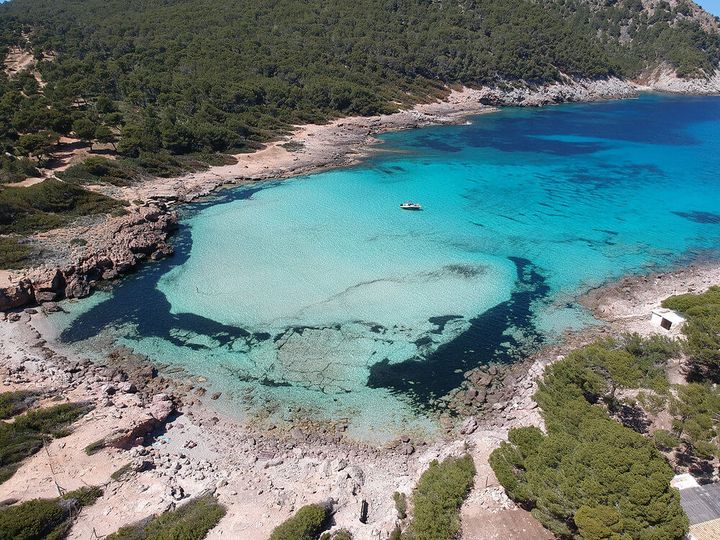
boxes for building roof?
[651,308,686,325]
[680,483,720,525]
[672,473,700,491]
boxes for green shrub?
[663,287,720,381]
[670,383,720,459]
[0,179,127,235]
[403,455,476,540]
[0,236,33,269]
[106,495,226,540]
[535,336,677,429]
[58,157,139,187]
[0,390,38,419]
[269,504,330,540]
[0,156,40,185]
[320,530,352,540]
[14,402,94,437]
[0,486,102,540]
[110,462,133,482]
[393,491,407,519]
[491,346,689,540]
[84,438,107,456]
[653,429,680,451]
[0,402,93,484]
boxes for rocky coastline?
[2,258,717,538]
[0,202,177,312]
[2,73,719,313]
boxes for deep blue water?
[53,94,720,438]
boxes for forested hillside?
[0,0,718,166]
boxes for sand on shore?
[85,88,498,205]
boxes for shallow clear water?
[54,95,720,440]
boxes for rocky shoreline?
[0,202,177,311]
[2,74,719,312]
[0,305,538,539]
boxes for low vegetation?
[393,491,407,519]
[83,438,107,456]
[0,399,93,484]
[269,503,331,540]
[0,389,38,419]
[0,486,102,540]
[320,530,353,540]
[0,236,33,269]
[110,462,133,482]
[0,179,126,235]
[106,495,226,540]
[401,454,476,540]
[0,156,40,185]
[669,382,720,460]
[58,153,237,188]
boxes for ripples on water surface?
[53,95,720,440]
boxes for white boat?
[400,201,423,210]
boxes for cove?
[52,94,720,440]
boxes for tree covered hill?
[0,0,718,161]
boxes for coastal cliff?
[0,203,176,311]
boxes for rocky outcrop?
[0,203,177,312]
[474,70,720,109]
[0,279,33,311]
[475,76,639,107]
[107,394,176,450]
[30,269,66,303]
[637,66,720,95]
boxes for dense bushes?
[0,236,33,269]
[0,179,126,235]
[535,334,677,428]
[663,286,720,381]
[0,390,38,419]
[491,339,689,539]
[0,156,40,184]
[106,495,226,540]
[269,504,330,540]
[0,486,102,540]
[401,455,476,540]
[669,382,720,459]
[58,157,140,187]
[0,0,717,165]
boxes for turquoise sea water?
[53,95,720,440]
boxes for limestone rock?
[149,393,174,422]
[31,269,66,303]
[460,416,478,435]
[0,280,32,311]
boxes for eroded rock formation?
[0,203,177,311]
